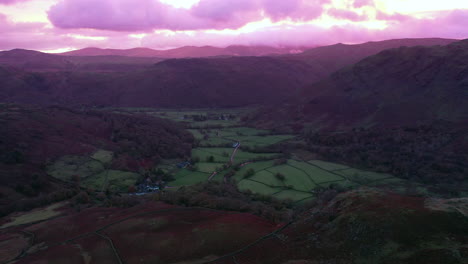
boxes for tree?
[244,168,255,179]
[275,173,285,181]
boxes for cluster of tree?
[158,182,294,223]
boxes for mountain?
[0,56,317,107]
[0,49,75,71]
[0,38,460,108]
[60,45,305,58]
[283,38,458,81]
[248,39,468,130]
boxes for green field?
[48,151,141,192]
[91,149,114,164]
[238,180,283,196]
[192,148,232,163]
[47,156,104,181]
[288,160,345,184]
[222,158,405,202]
[250,170,284,187]
[266,165,316,192]
[308,160,350,171]
[171,169,210,186]
[114,108,407,202]
[234,150,279,163]
[82,170,140,192]
[225,135,295,148]
[196,162,223,173]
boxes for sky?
[0,0,467,52]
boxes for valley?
[0,38,467,264]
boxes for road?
[207,141,240,181]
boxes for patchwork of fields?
[148,109,410,203]
[47,149,140,192]
[45,108,413,202]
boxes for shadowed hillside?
[248,39,468,130]
[287,38,457,75]
[2,188,466,264]
[0,56,317,107]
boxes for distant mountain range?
[59,45,307,58]
[0,38,461,109]
[0,49,165,72]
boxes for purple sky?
[0,0,467,52]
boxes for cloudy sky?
[0,0,467,52]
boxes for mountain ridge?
[59,45,307,58]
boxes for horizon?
[1,0,467,53]
[0,37,462,54]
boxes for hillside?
[0,104,193,216]
[287,38,457,75]
[2,188,466,264]
[249,39,468,129]
[0,56,318,107]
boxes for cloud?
[140,9,468,48]
[352,0,373,8]
[328,8,368,21]
[261,0,328,21]
[48,0,329,31]
[382,9,468,39]
[2,3,468,51]
[0,0,32,5]
[375,11,411,22]
[0,13,140,50]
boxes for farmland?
[139,109,413,203]
[19,106,419,205]
[38,108,421,203]
[47,149,141,192]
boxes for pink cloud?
[141,9,468,48]
[261,0,328,21]
[190,0,256,21]
[48,0,329,31]
[353,0,373,8]
[328,8,368,21]
[376,11,411,22]
[0,13,140,50]
[1,7,468,51]
[0,0,31,5]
